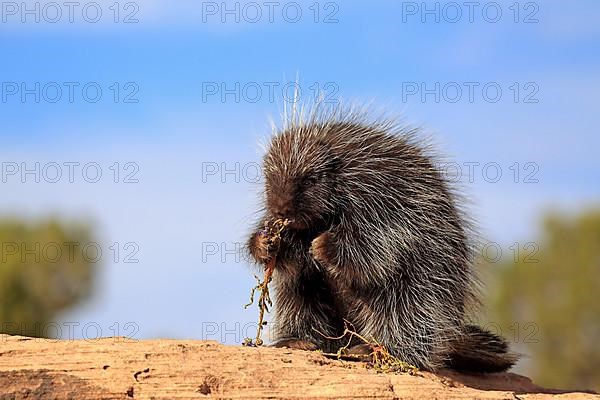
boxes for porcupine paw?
[270,338,319,351]
[341,344,374,359]
[310,232,336,267]
[249,229,272,263]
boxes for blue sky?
[0,0,599,347]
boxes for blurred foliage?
[483,210,600,392]
[0,219,96,338]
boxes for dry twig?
[314,321,419,375]
[243,218,290,346]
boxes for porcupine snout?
[267,184,296,221]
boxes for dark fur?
[247,106,517,372]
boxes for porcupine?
[246,104,518,372]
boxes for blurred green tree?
[0,219,96,338]
[483,210,600,392]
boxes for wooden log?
[0,335,596,399]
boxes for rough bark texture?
[0,334,596,399]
